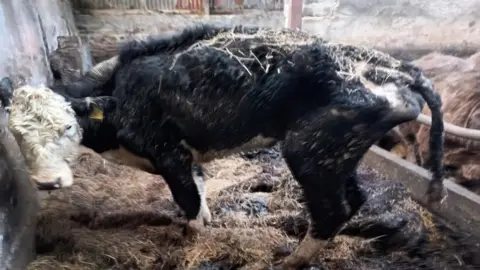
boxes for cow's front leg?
[153,146,212,237]
[117,128,211,236]
[192,163,212,225]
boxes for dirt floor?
[27,146,480,270]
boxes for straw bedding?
[170,26,413,86]
[27,146,478,270]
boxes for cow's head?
[0,57,121,190]
[51,56,120,98]
[3,81,117,190]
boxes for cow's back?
[110,45,342,152]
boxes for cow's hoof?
[270,229,324,269]
[270,257,306,270]
[426,181,448,206]
[185,219,207,240]
[271,250,314,270]
[279,255,309,270]
[200,205,212,225]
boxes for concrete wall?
[300,0,480,60]
[0,0,78,87]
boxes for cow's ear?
[0,77,13,108]
[88,103,104,121]
[87,96,117,121]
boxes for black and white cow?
[2,24,447,268]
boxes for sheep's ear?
[0,77,13,108]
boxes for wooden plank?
[71,0,205,13]
[50,36,94,84]
[362,145,480,239]
[77,34,124,64]
[286,0,302,29]
[203,0,210,15]
[209,0,245,14]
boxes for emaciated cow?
[2,24,446,268]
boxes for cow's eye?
[64,124,76,137]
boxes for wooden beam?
[49,36,94,84]
[203,0,210,15]
[362,145,480,240]
[77,35,126,64]
[286,0,302,29]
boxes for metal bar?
[362,145,480,240]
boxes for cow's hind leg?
[278,135,365,268]
[345,173,367,219]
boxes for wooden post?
[203,0,210,15]
[49,36,94,84]
[286,0,302,29]
[77,34,126,63]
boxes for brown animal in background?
[393,52,480,190]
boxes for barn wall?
[35,0,79,54]
[71,0,286,41]
[0,0,78,87]
[299,0,480,60]
[71,6,284,64]
[70,0,283,13]
[71,0,206,13]
[74,10,285,37]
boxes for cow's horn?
[87,56,120,82]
